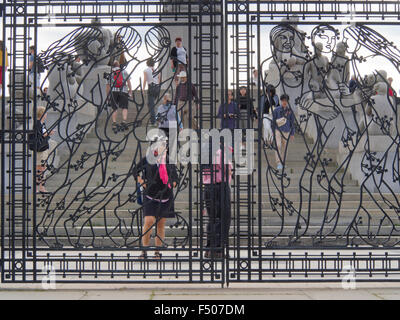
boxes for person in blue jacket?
[272,94,295,170]
[217,89,240,130]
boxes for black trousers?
[203,182,231,250]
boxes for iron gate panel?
[226,0,400,283]
[1,0,225,284]
[1,0,400,284]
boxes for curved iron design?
[259,23,400,247]
[33,22,400,250]
[34,25,191,249]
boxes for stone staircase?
[3,95,400,249]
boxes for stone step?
[56,136,335,165]
[32,199,395,211]
[43,170,358,184]
[35,185,363,195]
[43,180,360,190]
[44,168,357,183]
[68,132,313,144]
[43,180,359,191]
[32,204,398,215]
[50,162,347,175]
[54,139,339,151]
[45,164,346,175]
[58,139,322,149]
[30,211,397,228]
[5,236,397,249]
[28,192,399,203]
[58,152,339,166]
[6,226,399,239]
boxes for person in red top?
[106,61,133,133]
[201,137,233,259]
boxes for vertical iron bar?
[188,0,193,284]
[219,0,227,287]
[21,0,28,282]
[32,0,38,282]
[10,0,17,282]
[256,0,262,282]
[1,0,6,283]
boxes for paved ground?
[0,283,399,300]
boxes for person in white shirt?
[156,93,183,135]
[156,93,183,153]
[143,58,161,125]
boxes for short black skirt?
[143,196,175,218]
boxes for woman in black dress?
[133,137,179,259]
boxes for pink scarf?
[158,154,171,188]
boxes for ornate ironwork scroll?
[259,23,400,247]
[34,24,192,250]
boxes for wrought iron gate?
[1,0,400,284]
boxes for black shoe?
[121,121,128,131]
[112,122,118,134]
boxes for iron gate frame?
[0,0,400,285]
[225,0,400,284]
[1,0,227,284]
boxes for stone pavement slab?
[0,283,399,300]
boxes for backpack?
[36,56,46,73]
[28,122,49,152]
[113,69,124,89]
